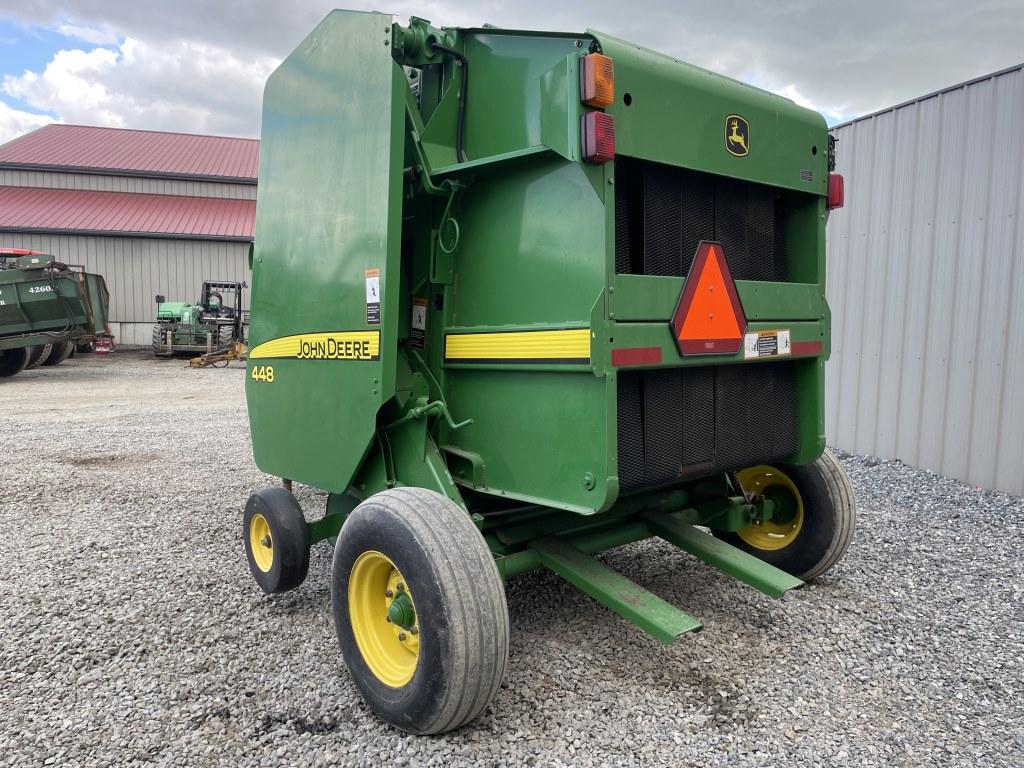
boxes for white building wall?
[0,169,256,199]
[0,232,250,346]
[825,65,1024,495]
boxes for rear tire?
[243,488,310,594]
[0,348,29,378]
[25,344,52,369]
[332,488,509,734]
[719,449,856,581]
[42,341,73,366]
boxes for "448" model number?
[251,365,274,383]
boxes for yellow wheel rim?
[249,513,274,572]
[735,466,804,551]
[348,551,420,688]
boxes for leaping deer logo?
[726,115,750,156]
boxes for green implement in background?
[0,250,112,378]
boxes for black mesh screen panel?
[615,158,786,282]
[616,362,798,491]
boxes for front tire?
[152,324,167,355]
[332,488,509,734]
[243,488,310,594]
[720,449,856,581]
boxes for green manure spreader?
[0,249,111,379]
[242,10,854,734]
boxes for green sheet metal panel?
[246,10,405,492]
[437,155,613,513]
[592,30,829,196]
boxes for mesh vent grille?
[615,157,786,281]
[617,362,798,490]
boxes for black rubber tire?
[42,341,73,366]
[332,488,509,735]
[217,324,235,349]
[0,348,29,378]
[152,324,167,354]
[719,449,856,581]
[243,487,310,594]
[25,344,52,370]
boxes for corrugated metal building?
[826,63,1024,495]
[0,124,257,345]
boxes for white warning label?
[365,268,380,325]
[744,329,791,359]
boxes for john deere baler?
[242,10,854,734]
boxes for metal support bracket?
[532,536,702,644]
[642,511,804,599]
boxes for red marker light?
[827,172,844,209]
[582,112,615,164]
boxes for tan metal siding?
[0,232,250,324]
[826,66,1024,495]
[0,169,256,199]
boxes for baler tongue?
[530,512,803,644]
[533,537,704,643]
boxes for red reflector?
[671,242,746,356]
[581,111,615,164]
[611,346,662,367]
[827,172,844,209]
[791,340,824,357]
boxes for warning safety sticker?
[365,268,380,325]
[744,329,791,359]
[410,297,427,349]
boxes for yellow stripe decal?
[444,328,590,363]
[249,331,380,361]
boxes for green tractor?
[241,11,854,734]
[152,280,246,356]
[0,249,112,379]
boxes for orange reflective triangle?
[671,242,746,355]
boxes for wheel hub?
[735,466,805,551]
[249,513,274,572]
[349,551,420,687]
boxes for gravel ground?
[0,350,1021,767]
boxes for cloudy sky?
[0,1,1021,144]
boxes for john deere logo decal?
[725,115,750,157]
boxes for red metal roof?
[0,186,254,240]
[0,124,258,181]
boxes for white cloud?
[55,22,120,46]
[0,1,1020,139]
[0,99,52,145]
[2,36,276,138]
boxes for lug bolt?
[410,627,419,635]
[386,616,392,623]
[398,632,407,641]
[385,589,394,598]
[396,583,405,592]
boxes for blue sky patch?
[0,17,116,118]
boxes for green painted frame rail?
[642,511,804,599]
[532,536,703,643]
